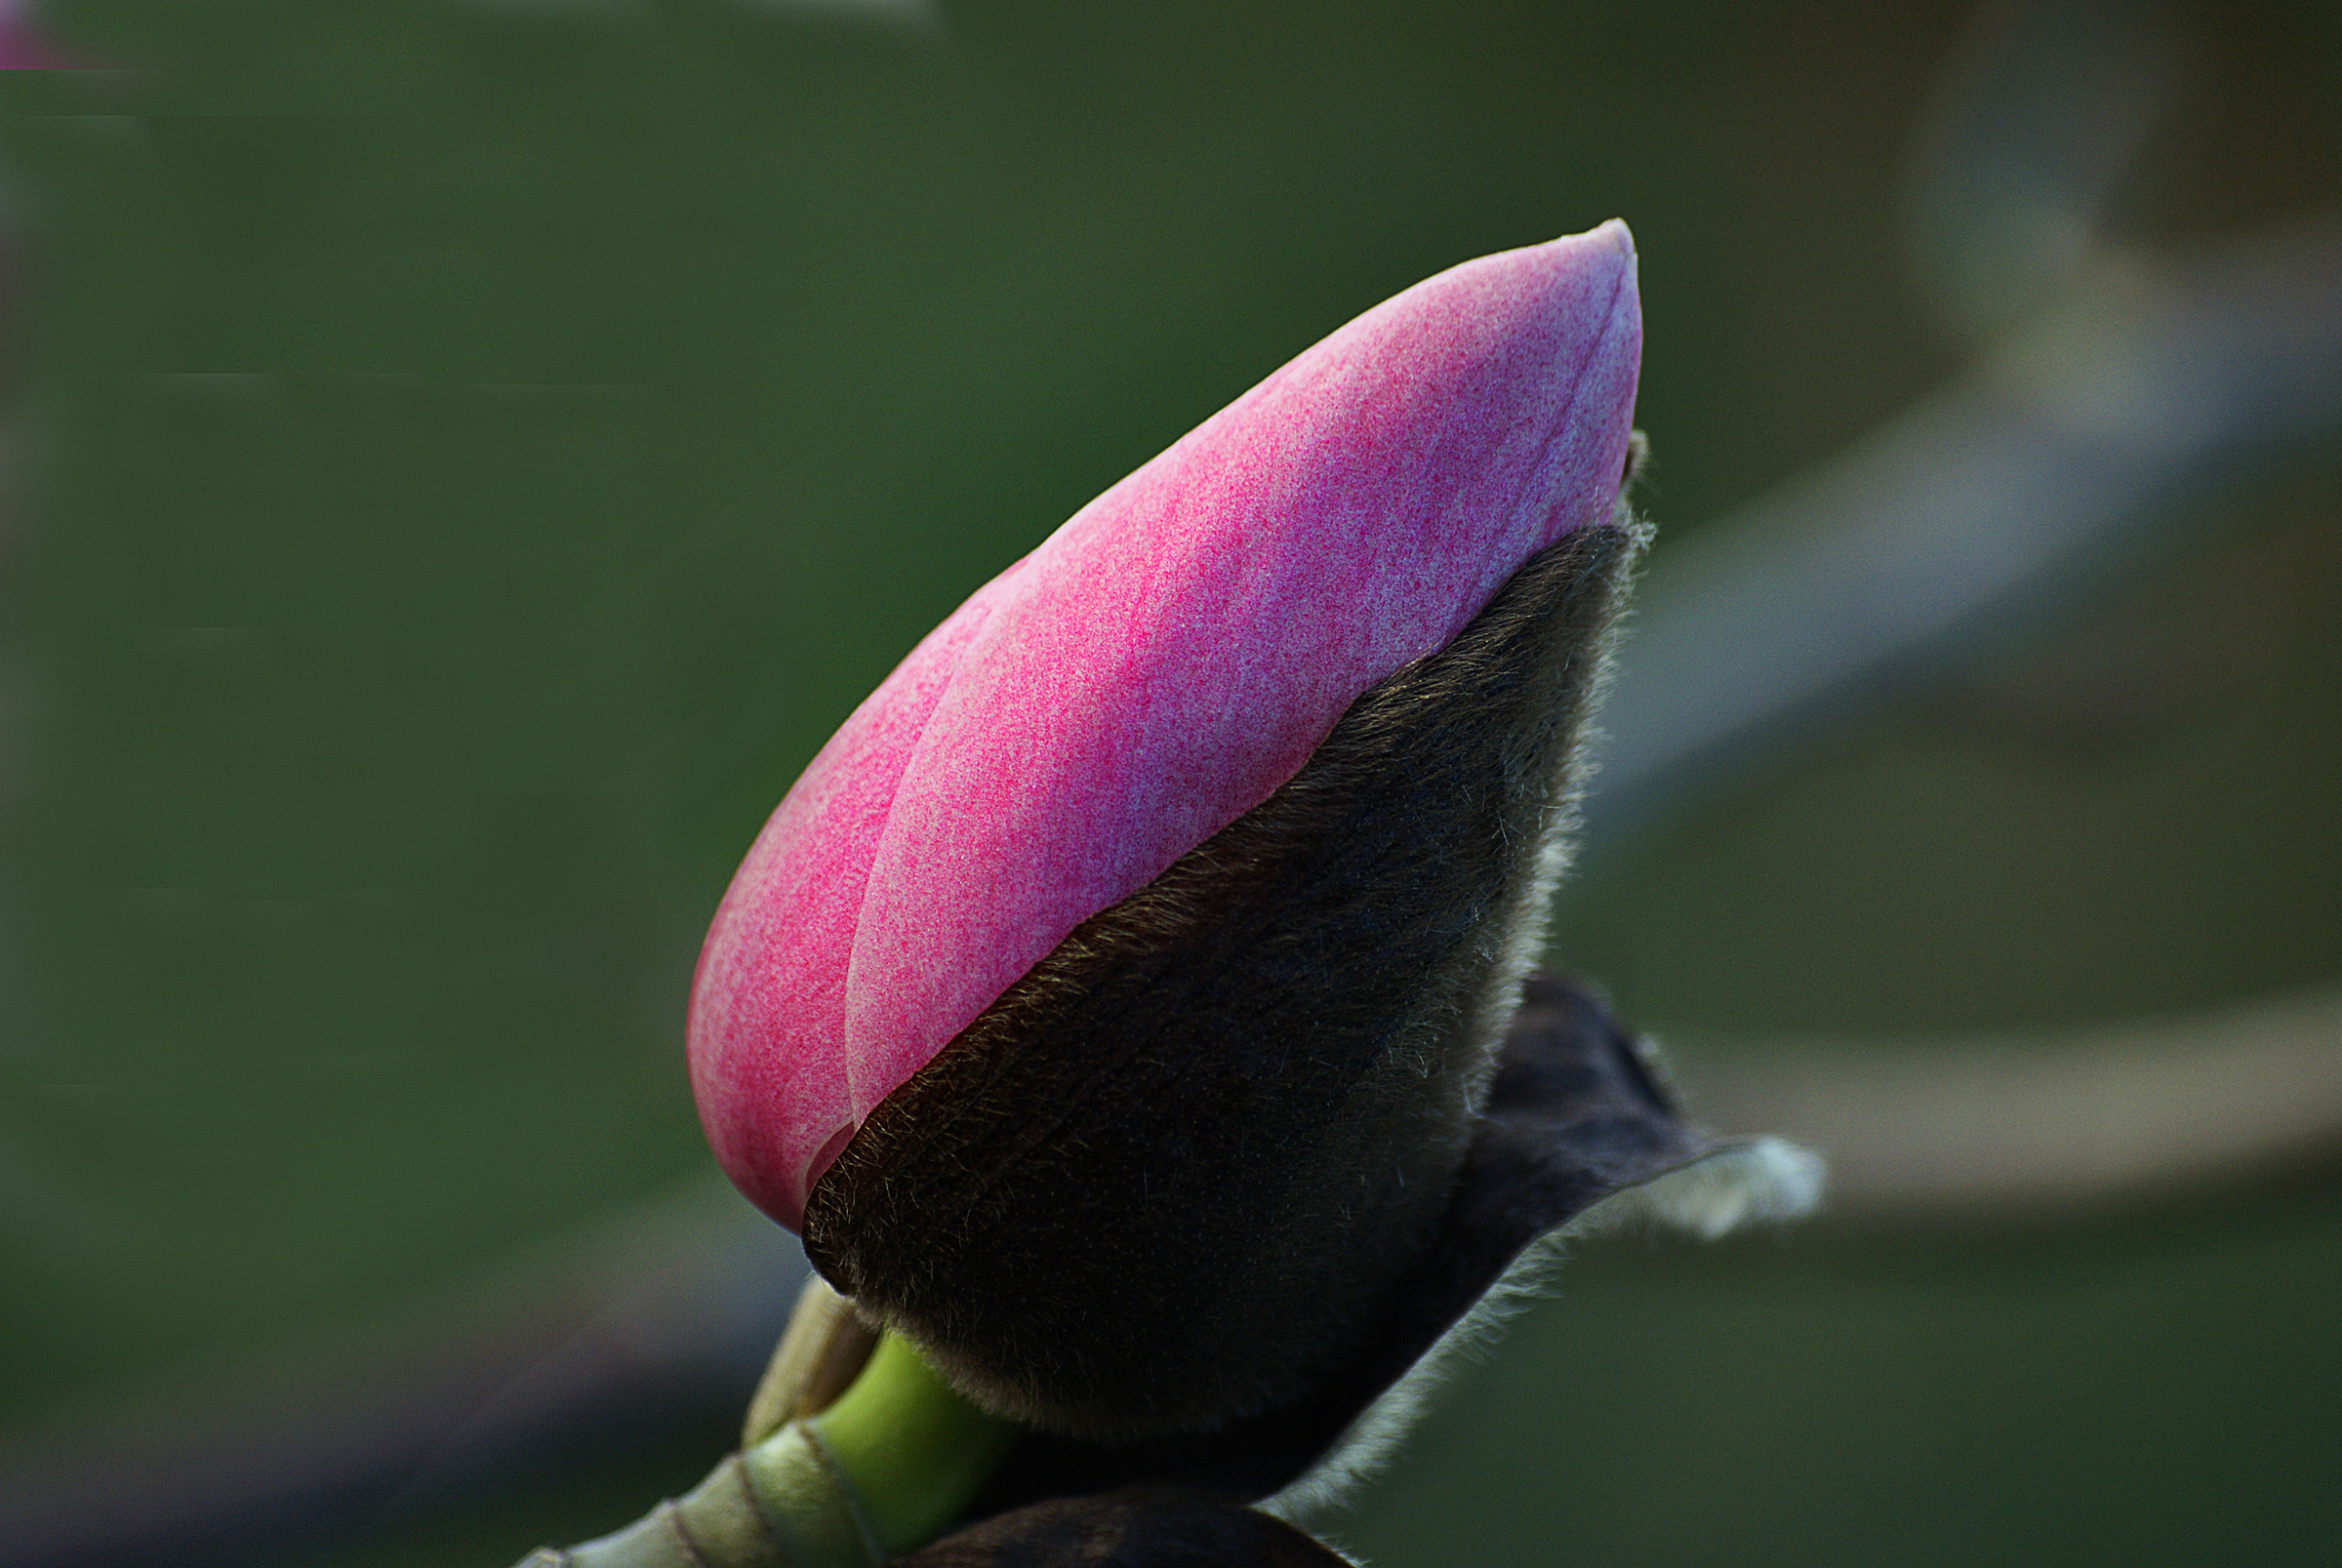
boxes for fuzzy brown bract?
[804,519,1645,1442]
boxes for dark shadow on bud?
[806,520,1646,1441]
[898,1489,1351,1568]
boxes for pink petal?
[692,221,1641,1230]
[687,563,1028,1227]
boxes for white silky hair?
[1268,494,1823,1533]
[1263,1134,1826,1530]
[1441,510,1655,1142]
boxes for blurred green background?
[2,1,2337,1564]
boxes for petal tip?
[1511,221,1639,323]
[1572,218,1639,295]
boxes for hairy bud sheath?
[690,224,1644,1440]
[810,520,1641,1438]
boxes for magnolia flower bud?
[693,225,1646,1440]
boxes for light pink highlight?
[691,222,1642,1231]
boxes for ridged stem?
[515,1330,1017,1567]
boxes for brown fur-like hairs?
[803,515,1646,1442]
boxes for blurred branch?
[1585,0,2335,852]
[1585,213,2342,851]
[1904,0,2185,339]
[1676,985,2342,1216]
[0,1177,805,1568]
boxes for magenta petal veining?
[689,221,1642,1231]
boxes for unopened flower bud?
[692,224,1645,1440]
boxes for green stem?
[807,1333,1021,1559]
[517,1330,1018,1567]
